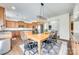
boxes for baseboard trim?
[59,39,69,42]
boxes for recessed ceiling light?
[11,6,16,10]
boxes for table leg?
[38,41,41,55]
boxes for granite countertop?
[3,28,32,32]
[0,32,12,39]
[0,28,33,39]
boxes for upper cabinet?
[18,21,38,28]
[0,7,5,28]
[6,19,18,28]
[18,21,25,28]
[5,19,35,28]
[0,7,4,20]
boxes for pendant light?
[33,3,47,23]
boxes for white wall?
[48,20,58,31]
[74,21,79,33]
[58,13,69,40]
[46,13,70,40]
[44,17,59,31]
[73,4,79,34]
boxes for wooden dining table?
[26,32,49,54]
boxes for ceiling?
[0,3,75,22]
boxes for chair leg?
[24,49,31,55]
[49,43,53,48]
[24,49,26,55]
[53,48,58,54]
[29,51,31,55]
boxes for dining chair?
[20,31,38,55]
[42,34,54,54]
[20,31,27,41]
[50,31,60,45]
[24,40,38,55]
[42,31,59,53]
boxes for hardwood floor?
[67,39,73,55]
[70,40,79,55]
[5,37,69,55]
[6,37,23,55]
[67,38,79,55]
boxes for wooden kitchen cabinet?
[18,21,25,28]
[18,22,32,28]
[27,23,32,28]
[24,22,27,27]
[0,7,5,27]
[5,18,39,28]
[32,22,38,27]
[6,20,18,28]
[12,31,20,38]
[0,7,4,20]
[25,22,38,28]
